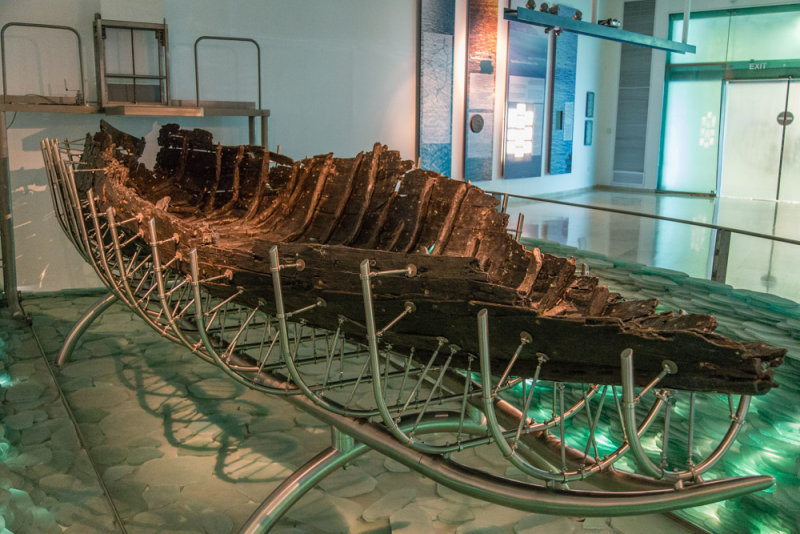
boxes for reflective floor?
[0,293,694,534]
[505,190,800,302]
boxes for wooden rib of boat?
[79,120,785,394]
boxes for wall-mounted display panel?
[418,0,456,176]
[547,5,578,175]
[464,0,498,181]
[503,0,548,179]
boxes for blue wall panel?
[418,0,456,176]
[464,0,498,182]
[548,5,578,175]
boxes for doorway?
[719,79,799,202]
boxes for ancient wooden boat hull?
[80,121,785,394]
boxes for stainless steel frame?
[41,138,775,532]
[93,14,170,107]
[1,22,87,105]
[194,36,261,110]
[0,17,271,319]
[193,35,266,147]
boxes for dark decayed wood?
[81,121,786,394]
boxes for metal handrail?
[488,190,800,247]
[1,22,86,105]
[488,189,800,284]
[194,36,261,110]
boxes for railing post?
[682,0,692,44]
[711,228,731,283]
[0,111,25,320]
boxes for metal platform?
[40,137,773,532]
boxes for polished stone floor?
[0,293,693,534]
[504,190,800,301]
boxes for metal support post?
[711,228,731,283]
[514,213,524,242]
[57,292,118,365]
[682,0,692,44]
[0,111,26,320]
[620,349,665,479]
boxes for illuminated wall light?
[506,103,535,159]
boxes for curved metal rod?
[360,257,464,454]
[42,140,123,296]
[479,309,666,482]
[267,246,362,408]
[242,415,488,533]
[689,394,750,478]
[1,22,86,105]
[241,447,344,534]
[40,140,71,241]
[278,369,775,518]
[74,182,135,302]
[59,151,96,261]
[194,35,261,110]
[480,308,572,482]
[104,206,176,335]
[621,349,753,482]
[441,364,660,487]
[105,207,143,304]
[189,248,296,396]
[56,292,118,366]
[58,150,111,279]
[86,191,135,307]
[47,140,84,253]
[86,193,184,345]
[147,218,215,366]
[268,248,459,420]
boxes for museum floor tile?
[0,293,695,534]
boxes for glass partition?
[660,4,800,195]
[668,15,730,65]
[726,8,800,63]
[719,80,786,200]
[659,80,721,194]
[501,191,800,301]
[780,80,800,202]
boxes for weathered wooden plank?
[301,154,362,243]
[79,123,788,395]
[375,170,437,253]
[327,144,382,245]
[350,151,411,248]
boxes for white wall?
[164,0,416,159]
[640,0,794,190]
[2,0,624,292]
[477,0,624,196]
[1,0,416,292]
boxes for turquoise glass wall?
[659,5,800,194]
[660,79,721,194]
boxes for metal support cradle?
[41,138,774,532]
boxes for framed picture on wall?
[585,91,595,118]
[584,120,593,146]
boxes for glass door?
[778,80,800,202]
[719,79,798,201]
